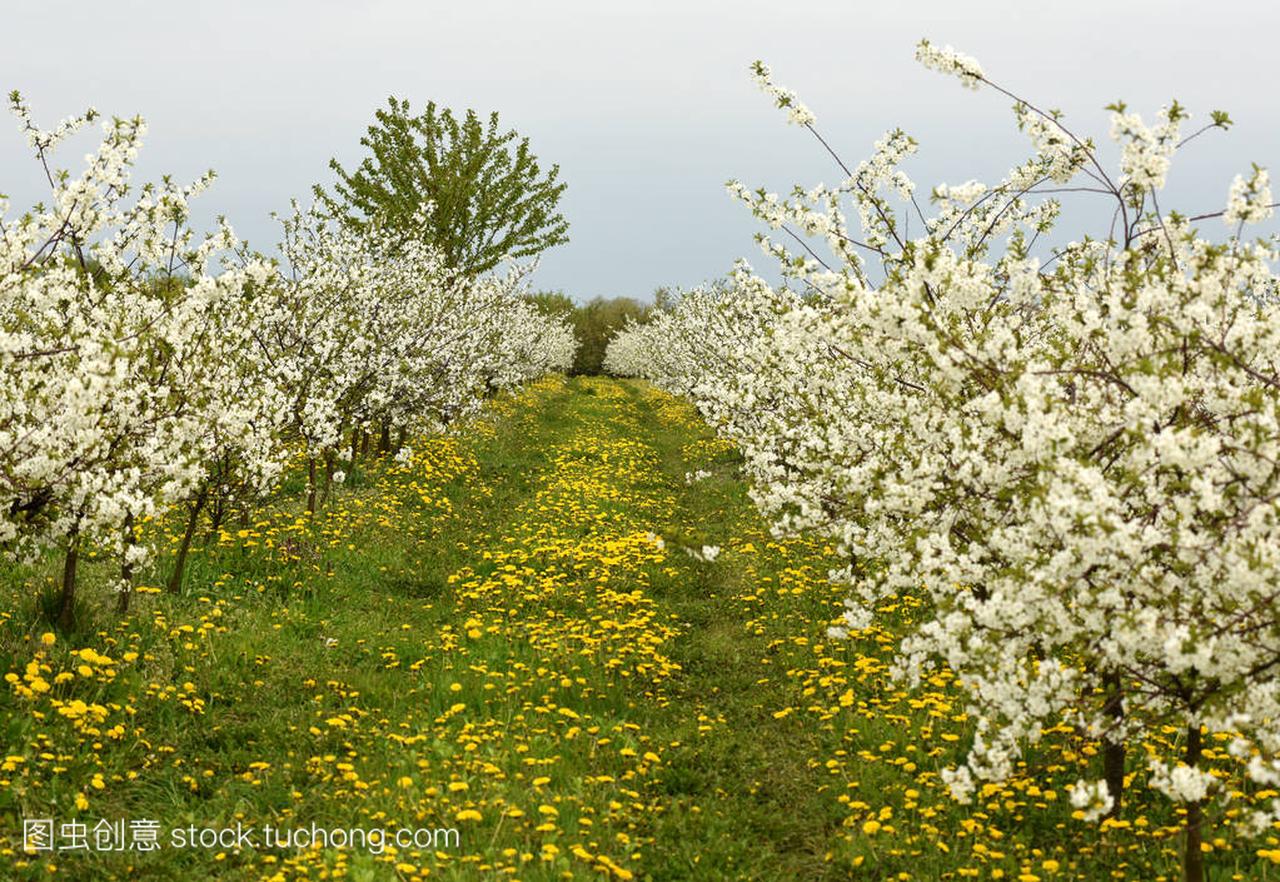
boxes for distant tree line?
[525,291,660,375]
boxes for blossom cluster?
[606,43,1280,875]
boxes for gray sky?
[3,0,1277,301]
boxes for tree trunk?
[361,431,370,456]
[378,423,391,454]
[57,526,80,630]
[306,457,318,514]
[168,485,208,594]
[117,513,135,614]
[395,427,406,454]
[319,449,335,508]
[350,428,360,470]
[1183,723,1205,882]
[1102,672,1126,817]
[206,494,225,543]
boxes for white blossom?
[914,39,984,89]
[749,60,816,126]
[1225,166,1274,225]
[1069,779,1115,821]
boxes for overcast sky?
[3,0,1277,301]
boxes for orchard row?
[607,41,1280,882]
[0,95,576,625]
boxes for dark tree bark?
[307,457,318,514]
[1183,724,1205,882]
[117,512,135,614]
[206,493,226,543]
[57,526,80,630]
[168,484,208,594]
[1102,672,1126,817]
[319,449,335,508]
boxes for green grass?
[0,377,1276,881]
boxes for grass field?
[1,377,1277,881]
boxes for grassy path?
[0,376,855,881]
[3,376,1246,881]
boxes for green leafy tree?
[571,297,649,376]
[651,285,678,313]
[316,97,569,274]
[524,290,576,319]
